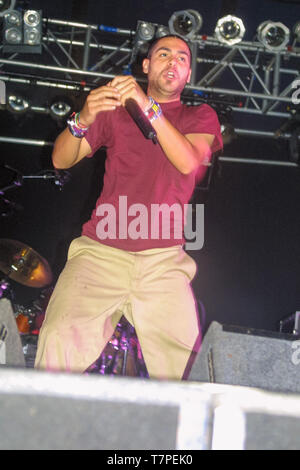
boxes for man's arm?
[151,116,214,174]
[52,129,91,169]
[52,84,121,169]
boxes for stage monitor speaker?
[188,321,300,394]
[0,367,213,450]
[1,368,300,450]
[0,298,25,368]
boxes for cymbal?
[0,239,53,288]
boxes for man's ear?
[142,58,150,74]
[187,68,192,84]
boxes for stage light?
[23,10,42,46]
[217,106,237,145]
[2,9,42,53]
[257,21,290,51]
[155,25,169,39]
[136,21,156,42]
[50,100,72,119]
[3,9,22,47]
[0,0,16,16]
[220,121,237,145]
[214,15,245,45]
[293,21,300,42]
[129,20,157,65]
[168,10,203,39]
[7,94,30,113]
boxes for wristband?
[75,112,89,129]
[144,97,162,123]
[67,112,89,138]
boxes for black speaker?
[0,299,25,368]
[188,321,300,393]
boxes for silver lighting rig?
[0,9,299,167]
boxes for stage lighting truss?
[0,15,299,145]
[214,15,245,46]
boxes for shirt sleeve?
[84,110,114,158]
[183,103,223,154]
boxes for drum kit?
[0,238,54,367]
[0,238,148,376]
[0,164,148,375]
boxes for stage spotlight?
[220,121,237,145]
[50,99,72,120]
[129,20,158,65]
[136,21,156,42]
[23,10,42,47]
[7,94,30,114]
[293,21,300,42]
[3,9,42,53]
[155,25,169,39]
[0,0,16,16]
[3,9,22,47]
[168,10,203,39]
[217,107,237,145]
[257,21,290,51]
[214,15,245,45]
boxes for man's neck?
[146,87,181,104]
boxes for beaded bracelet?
[67,112,89,138]
[75,112,89,129]
[144,97,162,123]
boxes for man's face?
[142,36,192,102]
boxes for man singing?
[35,35,222,379]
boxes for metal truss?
[0,17,300,149]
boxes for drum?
[15,313,30,334]
[14,287,53,367]
[85,315,149,378]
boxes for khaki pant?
[34,236,201,380]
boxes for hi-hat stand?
[0,165,70,217]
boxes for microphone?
[125,98,158,144]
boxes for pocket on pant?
[182,250,197,281]
[67,236,86,259]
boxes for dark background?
[0,0,299,335]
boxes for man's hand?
[109,75,150,112]
[79,84,122,127]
